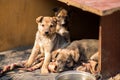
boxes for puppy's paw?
[24,62,32,68]
[40,67,49,75]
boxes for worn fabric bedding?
[0,46,58,80]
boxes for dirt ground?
[0,46,120,80]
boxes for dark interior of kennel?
[58,0,120,79]
[66,7,100,40]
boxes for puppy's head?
[53,8,68,26]
[51,48,80,72]
[36,16,57,37]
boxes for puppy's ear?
[60,9,68,17]
[36,16,43,23]
[69,49,80,62]
[52,17,57,22]
[52,7,62,16]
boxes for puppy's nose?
[54,65,57,71]
[45,31,49,35]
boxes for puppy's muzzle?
[48,61,63,72]
[45,31,49,35]
[48,62,57,72]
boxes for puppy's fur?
[25,16,69,74]
[51,39,98,72]
[54,8,70,43]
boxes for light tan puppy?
[51,39,98,72]
[25,16,69,74]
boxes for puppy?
[51,39,98,72]
[54,8,70,43]
[25,16,69,74]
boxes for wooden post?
[100,11,120,78]
[97,26,101,73]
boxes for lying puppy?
[25,16,69,74]
[54,8,70,43]
[50,39,98,72]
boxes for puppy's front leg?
[41,52,51,74]
[90,52,98,61]
[25,41,40,68]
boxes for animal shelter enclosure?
[0,0,120,80]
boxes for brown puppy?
[25,16,69,74]
[54,8,70,43]
[51,39,98,72]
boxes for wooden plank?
[58,0,120,16]
[101,11,120,78]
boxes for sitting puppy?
[54,8,70,43]
[25,16,69,74]
[50,39,98,72]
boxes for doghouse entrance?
[68,7,100,40]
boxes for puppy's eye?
[41,24,44,27]
[50,25,53,28]
[57,60,60,63]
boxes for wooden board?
[58,0,120,16]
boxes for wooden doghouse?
[58,0,120,79]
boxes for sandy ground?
[0,46,58,80]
